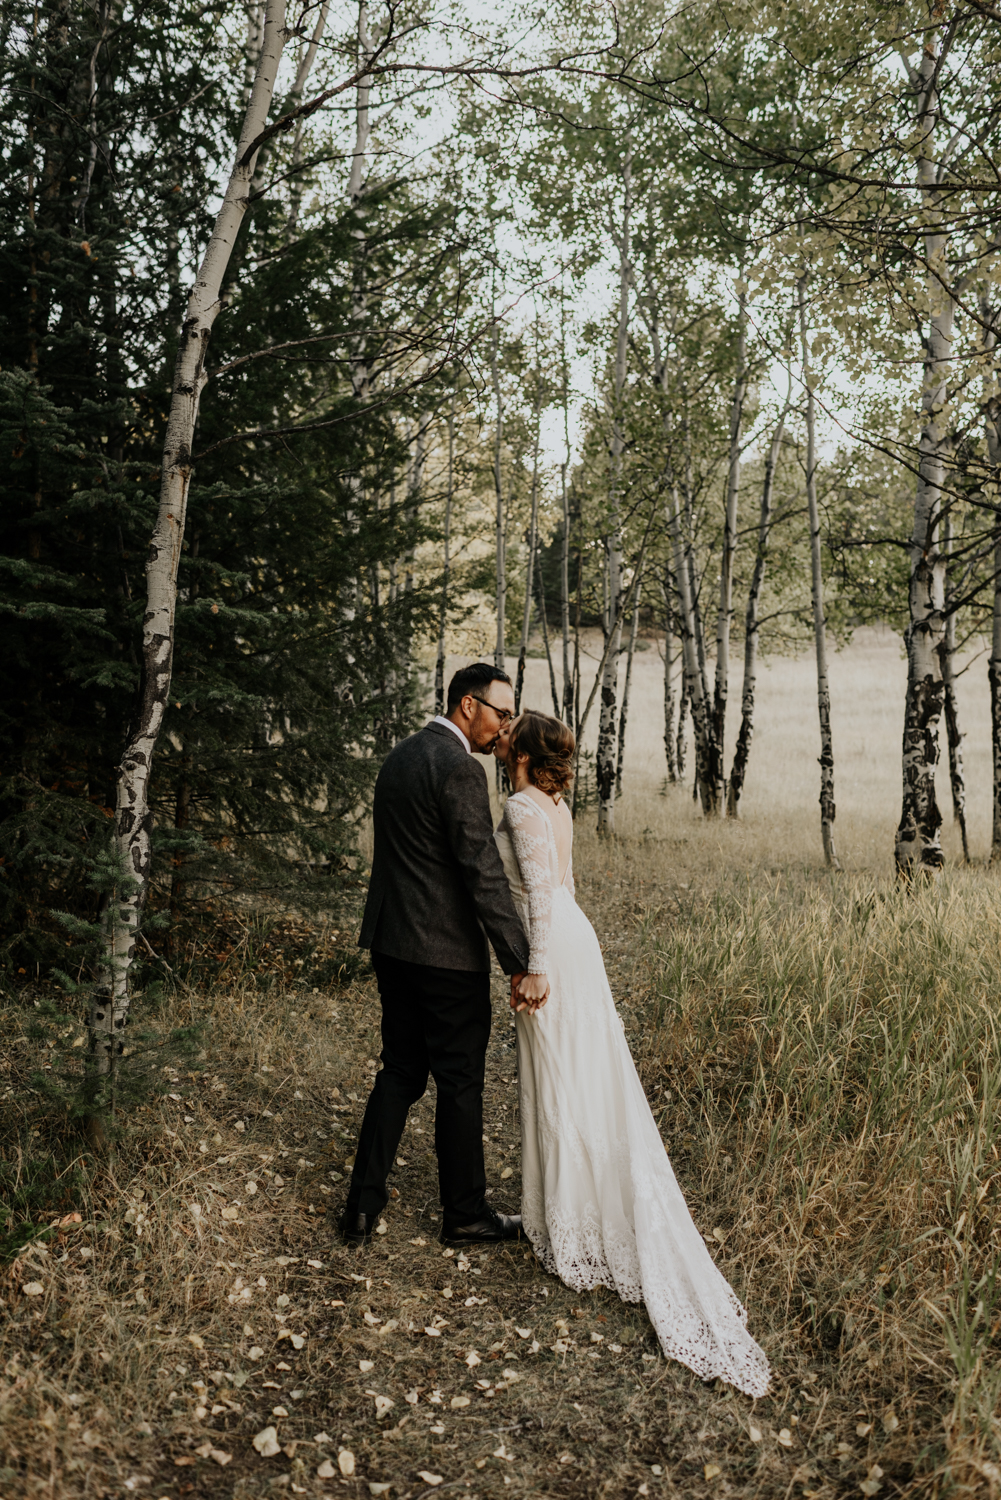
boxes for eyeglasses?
[469,695,513,725]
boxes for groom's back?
[358,724,498,972]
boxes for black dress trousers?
[346,951,492,1223]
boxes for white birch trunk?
[516,370,543,713]
[560,285,573,725]
[726,389,789,817]
[596,151,631,836]
[615,575,642,796]
[434,396,455,716]
[662,573,678,783]
[668,481,717,814]
[95,0,288,1095]
[939,510,969,861]
[712,275,747,808]
[799,281,840,869]
[491,303,506,673]
[982,294,1001,861]
[894,40,952,879]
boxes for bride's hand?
[512,972,549,1013]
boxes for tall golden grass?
[2,631,1001,1497]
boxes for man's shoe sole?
[440,1228,523,1246]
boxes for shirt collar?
[431,714,471,754]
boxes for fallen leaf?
[173,1456,196,1467]
[307,1259,323,1269]
[500,1167,513,1180]
[515,1327,532,1339]
[376,1220,389,1236]
[338,1449,356,1477]
[186,1334,205,1350]
[370,1485,392,1497]
[409,1237,427,1246]
[248,1347,265,1360]
[450,1396,470,1409]
[364,1311,382,1326]
[359,1359,375,1372]
[252,1426,281,1457]
[857,1422,873,1437]
[712,1227,726,1243]
[314,1432,332,1444]
[272,1405,289,1418]
[705,1463,721,1480]
[404,1390,419,1405]
[290,1333,305,1349]
[221,1207,239,1221]
[374,1394,394,1418]
[882,1408,899,1433]
[424,1326,441,1337]
[418,1474,443,1488]
[210,1450,232,1467]
[317,1459,336,1479]
[748,1425,763,1443]
[777,1429,794,1448]
[21,1283,44,1297]
[465,1350,481,1367]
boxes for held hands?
[510,970,549,1014]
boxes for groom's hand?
[510,971,528,1012]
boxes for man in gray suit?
[342,662,539,1247]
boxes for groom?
[341,662,538,1248]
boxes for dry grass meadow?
[5,628,1001,1500]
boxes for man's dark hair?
[446,662,513,713]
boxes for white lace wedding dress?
[495,790,770,1398]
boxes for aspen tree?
[983,294,1001,861]
[712,259,747,798]
[595,146,632,836]
[615,572,642,796]
[727,374,792,816]
[894,28,954,879]
[97,0,289,1102]
[661,573,678,782]
[799,276,839,869]
[434,391,456,715]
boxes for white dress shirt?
[431,714,471,753]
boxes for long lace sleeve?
[504,795,555,974]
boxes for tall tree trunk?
[560,282,573,725]
[615,574,642,797]
[799,279,840,869]
[939,511,969,861]
[895,38,953,880]
[662,573,678,783]
[434,394,455,716]
[676,672,688,782]
[668,480,717,813]
[727,386,790,816]
[596,148,631,837]
[982,294,1001,861]
[96,0,288,1106]
[491,297,506,675]
[516,369,543,714]
[534,568,562,717]
[712,268,747,805]
[285,0,332,235]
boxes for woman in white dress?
[493,710,770,1398]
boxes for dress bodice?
[496,791,574,975]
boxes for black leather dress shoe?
[441,1209,522,1246]
[340,1209,374,1248]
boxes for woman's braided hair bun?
[510,709,576,796]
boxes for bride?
[493,709,770,1398]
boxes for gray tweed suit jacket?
[358,722,529,975]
